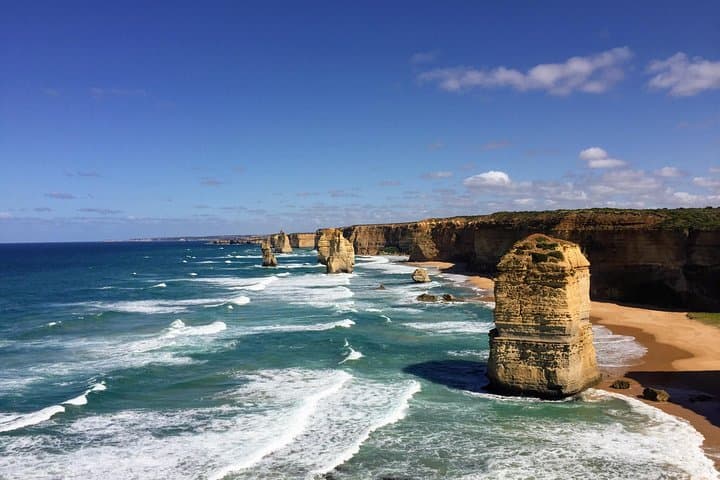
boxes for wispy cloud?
[379,180,401,187]
[200,177,224,187]
[66,170,102,178]
[418,47,632,95]
[45,192,76,200]
[579,147,626,169]
[427,141,445,150]
[329,189,360,198]
[481,140,512,151]
[42,88,60,96]
[34,207,53,212]
[422,171,453,180]
[655,166,684,178]
[90,87,148,99]
[77,208,123,215]
[410,50,438,65]
[647,53,720,96]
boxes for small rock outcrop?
[261,241,277,267]
[316,229,355,274]
[411,268,431,283]
[610,379,631,389]
[643,387,670,402]
[417,293,438,302]
[271,231,293,254]
[487,234,601,399]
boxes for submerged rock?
[316,228,355,274]
[411,268,431,283]
[643,387,670,402]
[261,241,278,267]
[416,293,438,302]
[375,284,386,290]
[442,293,462,302]
[487,234,601,399]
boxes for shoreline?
[410,260,720,470]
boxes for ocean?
[0,241,716,479]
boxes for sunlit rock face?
[487,234,601,399]
[316,229,355,274]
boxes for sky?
[1,1,719,242]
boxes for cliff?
[488,234,601,398]
[289,232,316,249]
[261,241,277,267]
[333,208,720,310]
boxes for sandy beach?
[411,260,720,469]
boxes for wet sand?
[409,260,720,468]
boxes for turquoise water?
[0,242,716,479]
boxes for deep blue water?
[0,242,715,479]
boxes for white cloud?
[710,167,720,174]
[655,166,684,177]
[693,177,720,189]
[419,47,632,95]
[0,212,12,219]
[647,53,720,96]
[422,171,453,179]
[672,191,704,204]
[579,147,626,168]
[463,170,512,188]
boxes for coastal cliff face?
[316,228,355,274]
[333,209,720,310]
[289,233,316,249]
[488,234,601,398]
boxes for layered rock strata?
[261,241,277,267]
[487,234,601,398]
[289,232,316,249]
[316,228,355,274]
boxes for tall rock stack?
[261,240,278,267]
[271,231,293,254]
[316,228,355,274]
[487,234,600,398]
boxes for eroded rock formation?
[487,234,601,398]
[316,228,354,274]
[271,231,293,254]
[411,268,430,283]
[261,241,277,267]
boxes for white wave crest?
[151,282,167,288]
[246,319,354,335]
[338,347,364,364]
[164,320,227,338]
[403,321,494,334]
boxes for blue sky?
[1,1,719,242]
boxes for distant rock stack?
[487,234,600,399]
[261,241,278,267]
[316,228,355,274]
[271,231,293,254]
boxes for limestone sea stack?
[316,228,355,274]
[271,231,293,254]
[411,268,431,283]
[487,234,601,399]
[261,241,278,267]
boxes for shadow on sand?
[403,359,488,393]
[626,370,720,428]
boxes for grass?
[687,312,720,328]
